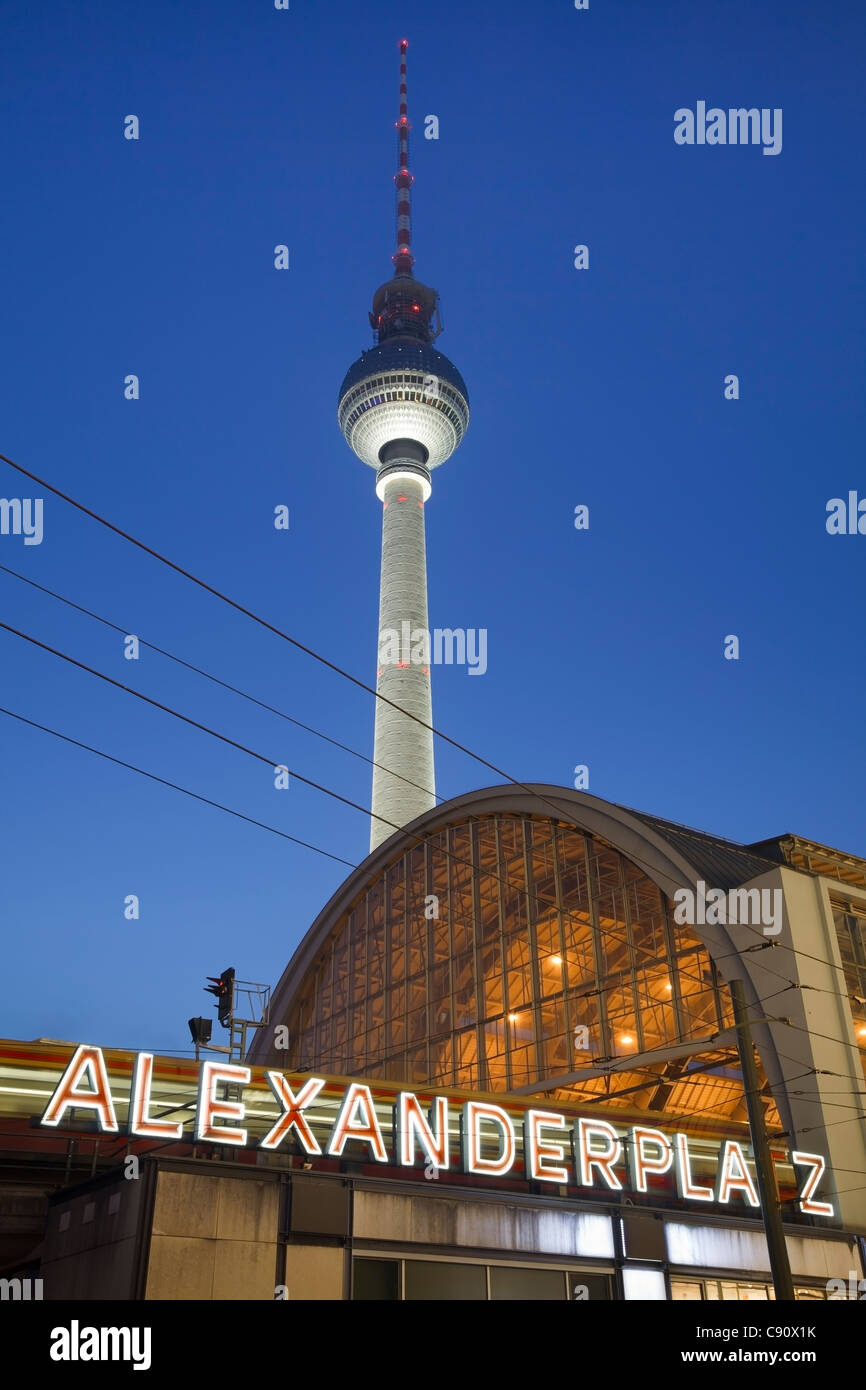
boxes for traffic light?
[204,967,235,1026]
[188,1017,212,1046]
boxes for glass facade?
[282,813,776,1124]
[670,1278,828,1301]
[352,1255,614,1301]
[832,898,866,1081]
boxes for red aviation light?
[397,494,408,501]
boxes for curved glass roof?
[253,796,781,1132]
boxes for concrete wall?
[370,470,436,850]
[41,1176,145,1300]
[281,1244,344,1300]
[736,867,866,1235]
[146,1170,279,1301]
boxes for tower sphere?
[338,337,470,472]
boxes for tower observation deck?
[338,39,470,852]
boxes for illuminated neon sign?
[38,1045,835,1217]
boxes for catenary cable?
[0,561,441,806]
[0,706,356,868]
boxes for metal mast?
[394,38,414,276]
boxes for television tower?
[338,40,470,852]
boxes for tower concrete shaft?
[370,468,435,850]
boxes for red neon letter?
[792,1150,835,1216]
[675,1133,714,1202]
[629,1126,673,1192]
[195,1061,249,1146]
[130,1052,183,1140]
[396,1093,449,1171]
[327,1084,388,1162]
[260,1074,324,1153]
[575,1118,623,1189]
[524,1110,569,1183]
[462,1102,516,1176]
[41,1045,119,1133]
[716,1140,760,1207]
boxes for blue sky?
[1,0,863,1053]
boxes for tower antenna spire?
[393,38,415,276]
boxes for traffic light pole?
[730,977,795,1301]
[197,970,270,1061]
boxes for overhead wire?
[0,706,356,868]
[0,561,441,806]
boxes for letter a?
[50,1328,71,1362]
[41,1045,119,1132]
[674,109,694,146]
[825,498,846,535]
[673,888,693,925]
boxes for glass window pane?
[568,1270,614,1301]
[670,1280,704,1300]
[404,1260,486,1301]
[353,1258,400,1301]
[490,1265,566,1300]
[622,1266,666,1300]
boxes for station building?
[3,785,865,1301]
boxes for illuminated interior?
[832,897,866,1083]
[281,813,779,1128]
